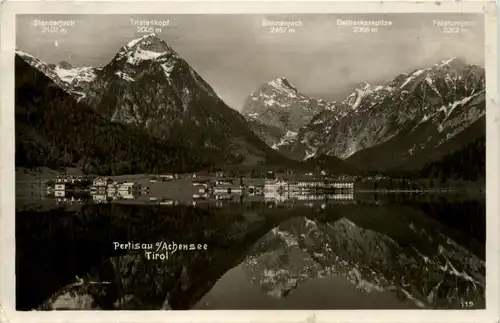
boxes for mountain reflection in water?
[15,193,485,310]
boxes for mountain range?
[16,51,100,102]
[242,58,486,175]
[16,34,303,174]
[16,34,486,178]
[15,55,210,175]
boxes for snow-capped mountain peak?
[242,76,341,152]
[343,82,379,110]
[16,49,99,101]
[102,34,187,83]
[65,34,276,165]
[355,81,372,91]
[436,57,466,69]
[267,77,298,93]
[281,57,485,164]
[399,69,426,89]
[118,33,172,53]
[115,33,178,65]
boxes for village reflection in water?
[41,171,357,207]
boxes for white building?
[295,181,323,188]
[264,180,288,192]
[54,184,65,191]
[215,179,233,185]
[117,182,136,191]
[326,182,354,189]
[92,177,110,187]
[54,190,65,197]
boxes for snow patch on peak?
[440,57,458,65]
[54,66,96,83]
[355,81,372,91]
[143,32,161,39]
[344,83,376,110]
[410,69,426,77]
[115,71,135,82]
[121,33,159,50]
[268,77,298,95]
[437,57,466,68]
[399,69,426,89]
[117,33,177,61]
[120,35,149,53]
[269,77,289,86]
[435,57,468,71]
[126,48,164,65]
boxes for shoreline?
[15,167,486,193]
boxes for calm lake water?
[15,192,486,310]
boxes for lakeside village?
[44,170,356,205]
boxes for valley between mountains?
[16,33,486,182]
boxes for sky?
[17,13,484,110]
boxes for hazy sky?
[17,14,484,110]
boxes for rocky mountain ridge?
[17,34,293,167]
[15,54,208,175]
[274,58,485,169]
[242,77,345,150]
[16,39,485,174]
[16,50,100,101]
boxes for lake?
[15,192,486,310]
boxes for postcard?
[0,1,498,323]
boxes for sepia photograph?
[1,1,499,322]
